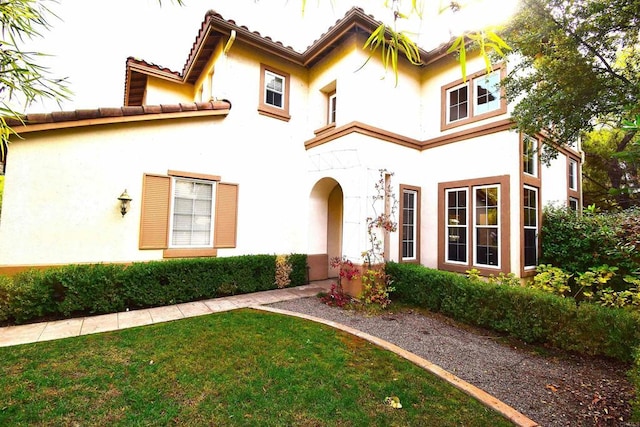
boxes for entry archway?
[307,177,343,281]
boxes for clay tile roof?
[8,100,232,133]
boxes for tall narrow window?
[328,93,337,124]
[446,83,469,123]
[474,185,499,267]
[569,158,578,190]
[446,188,468,263]
[264,70,285,109]
[401,189,417,260]
[171,178,215,247]
[523,186,538,268]
[523,135,538,176]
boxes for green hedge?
[387,262,640,419]
[386,262,640,362]
[0,254,307,324]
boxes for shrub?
[630,347,640,422]
[6,269,56,323]
[0,254,308,324]
[541,205,640,290]
[387,262,640,362]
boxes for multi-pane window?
[474,186,499,267]
[473,70,501,115]
[569,197,579,211]
[446,83,469,123]
[569,158,578,190]
[264,70,285,109]
[401,189,418,260]
[443,67,505,129]
[171,178,215,247]
[328,93,337,124]
[446,188,468,263]
[523,186,538,268]
[523,135,538,176]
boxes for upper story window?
[568,158,578,191]
[523,135,538,177]
[328,92,337,124]
[258,64,291,121]
[265,70,284,108]
[441,65,506,131]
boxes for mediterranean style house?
[0,7,583,281]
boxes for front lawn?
[0,309,513,426]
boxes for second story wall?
[145,76,195,105]
[308,33,424,138]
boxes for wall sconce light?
[117,189,132,217]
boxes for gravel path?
[268,297,638,427]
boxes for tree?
[0,0,71,161]
[582,128,639,209]
[502,0,640,209]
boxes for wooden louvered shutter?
[214,182,238,248]
[139,174,170,249]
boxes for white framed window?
[474,185,500,267]
[446,188,468,264]
[264,70,285,109]
[569,197,579,211]
[328,93,337,124]
[473,70,501,115]
[446,82,469,124]
[523,186,538,269]
[401,188,418,261]
[523,135,538,177]
[569,158,578,191]
[170,178,215,248]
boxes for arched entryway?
[307,178,343,281]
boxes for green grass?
[0,309,514,426]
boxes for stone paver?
[148,305,185,324]
[176,301,212,317]
[80,313,119,335]
[0,322,47,347]
[39,318,84,342]
[118,309,153,329]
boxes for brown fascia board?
[6,100,232,134]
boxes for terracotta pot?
[341,263,385,297]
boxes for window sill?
[163,248,218,258]
[314,123,336,136]
[441,107,507,132]
[258,105,290,122]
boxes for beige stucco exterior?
[0,8,582,280]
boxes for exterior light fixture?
[117,189,132,217]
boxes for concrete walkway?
[0,281,332,348]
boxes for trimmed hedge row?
[387,262,640,420]
[0,254,307,324]
[386,262,640,362]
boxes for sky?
[21,0,519,113]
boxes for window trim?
[473,184,501,268]
[399,184,421,263]
[438,175,510,276]
[568,157,578,191]
[168,177,216,250]
[445,187,468,265]
[139,170,238,258]
[258,63,291,121]
[522,134,539,178]
[328,92,337,125]
[522,185,539,271]
[441,64,507,131]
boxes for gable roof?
[124,7,447,106]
